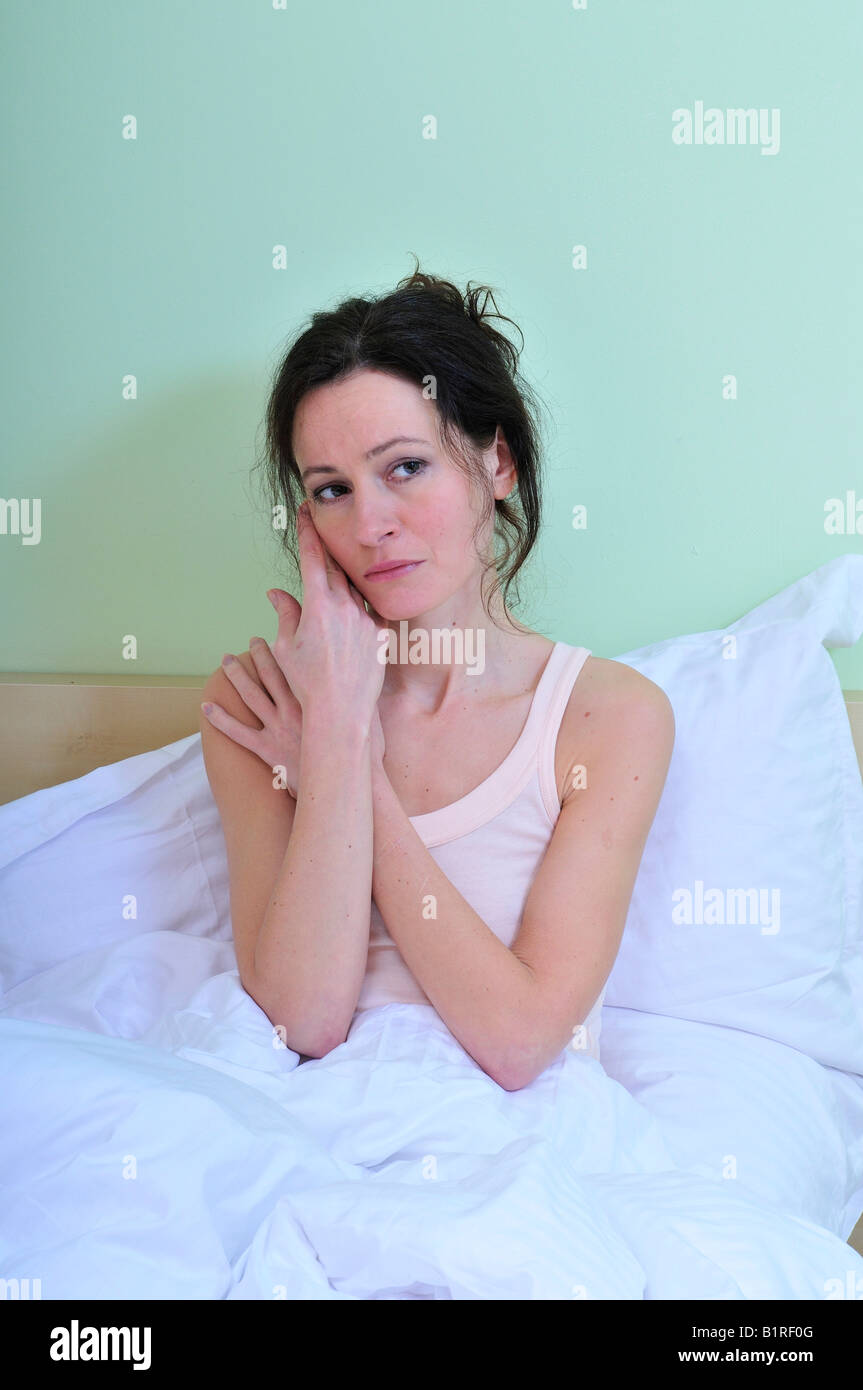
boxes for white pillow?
[603,552,863,1078]
[0,734,231,995]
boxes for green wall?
[3,1,862,683]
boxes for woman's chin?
[359,590,426,622]
[367,604,421,624]
[359,580,445,626]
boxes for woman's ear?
[491,427,518,500]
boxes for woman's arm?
[201,646,377,1061]
[202,501,387,1060]
[369,671,675,1091]
[253,704,376,1059]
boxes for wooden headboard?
[2,671,863,806]
[0,672,209,805]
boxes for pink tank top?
[353,641,606,1063]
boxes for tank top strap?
[535,644,593,822]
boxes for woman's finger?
[247,636,298,704]
[296,503,338,599]
[297,503,354,599]
[220,654,275,725]
[346,580,369,615]
[266,589,302,676]
[200,700,264,759]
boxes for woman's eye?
[312,458,427,504]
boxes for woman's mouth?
[364,561,424,582]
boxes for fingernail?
[201,703,213,715]
[267,590,279,607]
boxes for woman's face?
[292,367,515,618]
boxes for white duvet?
[1,930,862,1300]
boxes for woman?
[199,262,675,1090]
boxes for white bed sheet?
[0,928,861,1300]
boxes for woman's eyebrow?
[300,436,430,482]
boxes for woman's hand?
[269,502,386,731]
[201,501,388,790]
[203,632,304,797]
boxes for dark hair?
[253,256,547,627]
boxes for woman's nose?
[350,497,400,545]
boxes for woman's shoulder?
[553,653,670,801]
[557,647,666,705]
